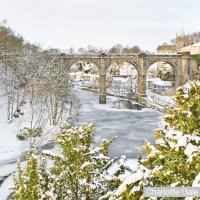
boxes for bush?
[16,127,43,141]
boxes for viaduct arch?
[58,52,198,104]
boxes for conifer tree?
[13,152,42,200]
[117,81,200,200]
[13,123,129,200]
[43,123,127,200]
[13,152,54,200]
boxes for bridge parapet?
[58,53,139,59]
[144,54,180,58]
[51,52,190,61]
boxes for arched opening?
[146,61,176,105]
[106,61,138,99]
[68,61,100,90]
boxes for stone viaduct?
[58,52,198,104]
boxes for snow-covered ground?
[0,90,164,199]
[146,90,174,109]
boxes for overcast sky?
[0,0,199,51]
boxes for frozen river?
[0,90,164,199]
[76,90,164,158]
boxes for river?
[0,90,164,199]
[76,90,164,158]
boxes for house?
[190,42,200,55]
[179,42,200,55]
[147,77,173,92]
[110,75,132,97]
[69,71,84,81]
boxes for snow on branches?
[13,123,132,200]
[117,81,200,200]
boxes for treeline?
[0,22,79,149]
[186,31,200,42]
[69,44,141,54]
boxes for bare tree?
[0,24,80,150]
[0,24,25,120]
[77,47,88,54]
[129,45,140,53]
[108,44,123,53]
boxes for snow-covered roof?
[147,78,161,82]
[153,81,172,86]
[149,63,158,70]
[192,42,200,47]
[113,77,130,83]
[178,41,200,55]
[180,45,191,52]
[89,74,98,77]
[147,78,172,86]
[191,42,200,55]
[74,71,84,75]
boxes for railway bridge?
[58,52,198,104]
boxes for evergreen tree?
[13,152,42,200]
[43,123,127,200]
[13,152,54,200]
[117,81,200,200]
[13,123,129,200]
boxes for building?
[147,63,158,78]
[119,65,131,75]
[157,45,176,54]
[156,32,194,54]
[108,75,132,97]
[147,77,174,95]
[180,42,200,55]
[69,71,84,81]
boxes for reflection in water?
[112,100,144,110]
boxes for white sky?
[0,0,199,51]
